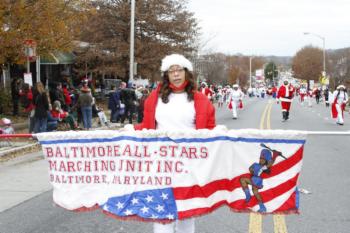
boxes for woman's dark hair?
[159,68,197,103]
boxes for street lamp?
[303,32,326,77]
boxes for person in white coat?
[229,84,244,119]
[331,85,349,125]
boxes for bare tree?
[292,45,323,83]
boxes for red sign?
[24,39,37,61]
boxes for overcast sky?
[186,0,350,56]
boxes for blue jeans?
[34,117,47,133]
[110,109,120,122]
[81,106,92,129]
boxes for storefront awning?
[41,52,75,65]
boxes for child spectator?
[51,100,78,130]
[0,118,15,134]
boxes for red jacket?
[19,89,34,113]
[134,86,216,130]
[277,84,295,102]
[50,110,68,120]
[200,87,213,98]
[63,87,72,106]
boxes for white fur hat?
[337,84,346,89]
[1,118,11,125]
[233,84,239,88]
[161,54,193,72]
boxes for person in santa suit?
[228,84,244,119]
[277,79,295,121]
[199,82,214,101]
[331,85,349,125]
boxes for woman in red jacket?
[135,54,216,131]
[134,54,216,233]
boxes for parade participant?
[271,86,278,99]
[299,85,307,104]
[247,86,253,97]
[277,79,295,121]
[314,87,321,104]
[224,85,231,104]
[134,53,216,233]
[307,88,313,107]
[324,87,330,107]
[331,85,349,125]
[199,82,213,100]
[216,86,224,108]
[228,84,244,119]
[259,86,266,98]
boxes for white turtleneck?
[155,92,195,130]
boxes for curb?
[0,142,39,158]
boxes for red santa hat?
[161,54,193,72]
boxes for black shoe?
[282,112,287,121]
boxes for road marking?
[259,103,270,130]
[267,103,272,130]
[249,102,288,233]
[273,214,288,233]
[249,213,262,233]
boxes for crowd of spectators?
[8,77,150,134]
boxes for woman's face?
[168,65,186,87]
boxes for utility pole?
[129,0,135,82]
[249,57,253,89]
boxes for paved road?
[0,96,349,233]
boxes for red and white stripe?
[174,146,303,218]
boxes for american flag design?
[36,129,306,222]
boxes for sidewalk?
[0,122,125,213]
[0,150,51,212]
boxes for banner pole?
[0,134,35,138]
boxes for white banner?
[36,128,306,222]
